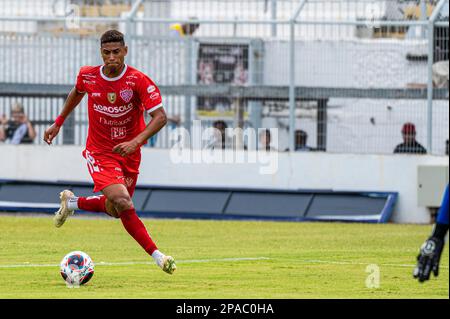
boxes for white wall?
[0,144,448,224]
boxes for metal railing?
[0,0,448,155]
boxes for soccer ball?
[60,251,94,286]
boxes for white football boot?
[53,190,75,228]
[159,256,177,275]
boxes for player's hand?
[112,140,140,157]
[43,123,61,145]
[413,236,444,283]
[0,114,7,125]
[19,114,29,125]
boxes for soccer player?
[44,30,176,275]
[414,184,449,282]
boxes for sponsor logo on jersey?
[92,93,101,97]
[150,92,160,100]
[93,103,134,118]
[107,92,117,104]
[126,81,136,87]
[120,88,134,103]
[83,79,96,85]
[99,116,133,126]
[111,127,127,140]
[147,85,156,93]
[126,75,138,79]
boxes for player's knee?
[105,199,120,218]
[110,196,133,214]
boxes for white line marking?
[0,257,447,270]
[0,201,59,209]
[297,259,449,269]
[0,257,271,269]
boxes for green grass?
[0,214,448,299]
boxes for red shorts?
[82,149,141,196]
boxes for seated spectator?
[446,139,449,156]
[206,120,231,150]
[147,114,181,148]
[0,103,36,144]
[295,130,313,152]
[394,122,427,154]
[259,129,277,152]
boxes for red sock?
[78,196,108,213]
[120,208,158,256]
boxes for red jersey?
[75,64,163,155]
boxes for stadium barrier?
[0,144,447,224]
[0,179,397,223]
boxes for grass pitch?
[0,214,448,299]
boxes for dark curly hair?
[100,30,125,46]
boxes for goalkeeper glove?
[413,236,444,283]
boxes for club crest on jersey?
[107,92,117,104]
[125,177,135,188]
[120,88,134,103]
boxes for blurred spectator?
[148,115,181,148]
[295,130,313,152]
[393,122,427,154]
[0,103,36,144]
[206,120,231,150]
[259,129,277,152]
[170,19,200,37]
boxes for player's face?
[403,132,416,143]
[11,111,24,123]
[100,42,128,72]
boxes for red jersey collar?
[100,64,128,82]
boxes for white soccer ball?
[60,251,95,286]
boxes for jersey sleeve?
[75,68,86,93]
[136,74,164,114]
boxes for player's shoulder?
[78,65,101,76]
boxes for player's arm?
[0,114,7,142]
[0,127,5,142]
[112,107,168,157]
[414,185,449,282]
[44,87,85,145]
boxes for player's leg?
[69,194,116,216]
[73,172,140,217]
[54,153,121,227]
[102,183,176,274]
[54,154,143,224]
[54,191,118,227]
